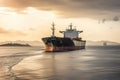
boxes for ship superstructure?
[42,23,86,52]
[60,23,83,38]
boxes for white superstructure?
[60,23,83,38]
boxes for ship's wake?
[0,50,44,80]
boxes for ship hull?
[42,37,86,52]
[45,46,85,52]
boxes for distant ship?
[42,23,86,52]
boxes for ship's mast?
[51,23,55,37]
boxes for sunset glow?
[0,0,120,43]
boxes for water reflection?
[0,46,120,80]
[12,52,57,80]
[12,50,120,80]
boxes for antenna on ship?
[51,22,55,37]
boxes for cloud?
[0,0,120,19]
[10,30,26,36]
[0,27,9,34]
[0,27,26,36]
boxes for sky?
[0,0,120,42]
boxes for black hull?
[42,37,86,52]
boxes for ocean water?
[0,46,120,80]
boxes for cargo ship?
[42,23,86,52]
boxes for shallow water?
[0,46,120,80]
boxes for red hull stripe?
[45,46,85,52]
